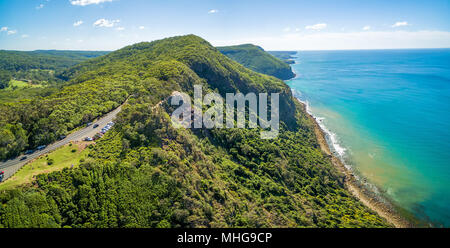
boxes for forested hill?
[0,50,108,88]
[217,44,296,80]
[0,50,109,72]
[0,35,388,228]
[268,51,297,65]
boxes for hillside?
[0,35,389,228]
[0,50,109,72]
[268,51,297,65]
[0,50,108,88]
[217,44,296,80]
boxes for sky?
[0,0,449,51]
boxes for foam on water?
[292,89,349,167]
[287,49,450,226]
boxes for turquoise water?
[287,49,450,227]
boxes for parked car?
[0,171,4,182]
[37,145,46,150]
[59,135,67,140]
[93,124,99,128]
[20,156,28,161]
[86,122,93,127]
[25,150,34,155]
[84,137,93,142]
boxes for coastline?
[296,98,413,228]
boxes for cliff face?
[217,44,296,80]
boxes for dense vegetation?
[0,50,109,73]
[268,51,297,65]
[0,35,389,228]
[0,70,12,89]
[217,44,295,80]
[0,50,108,87]
[0,50,111,159]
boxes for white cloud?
[283,27,291,32]
[93,19,120,28]
[139,26,145,30]
[73,20,84,27]
[208,9,218,14]
[21,34,29,38]
[212,30,450,51]
[0,27,7,32]
[363,26,371,31]
[36,4,44,10]
[7,30,17,35]
[70,0,113,6]
[392,21,409,28]
[305,23,327,30]
[116,27,125,31]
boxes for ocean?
[287,49,450,227]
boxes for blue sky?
[0,0,449,50]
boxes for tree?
[0,69,12,89]
[0,124,28,160]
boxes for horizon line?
[1,46,450,53]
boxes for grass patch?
[9,80,29,89]
[0,143,89,191]
[5,80,43,91]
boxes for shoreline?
[296,98,413,228]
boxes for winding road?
[0,103,125,182]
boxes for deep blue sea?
[287,49,450,227]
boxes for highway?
[0,103,125,182]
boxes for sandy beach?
[297,99,413,228]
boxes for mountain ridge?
[217,44,296,80]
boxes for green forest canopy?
[217,44,296,80]
[0,50,109,87]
